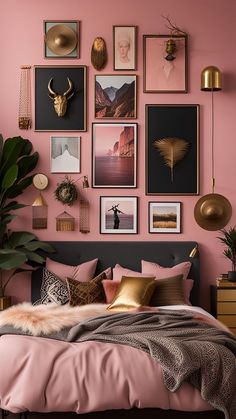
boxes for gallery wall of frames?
[1,0,236,305]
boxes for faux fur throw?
[0,302,109,336]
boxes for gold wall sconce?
[194,66,232,231]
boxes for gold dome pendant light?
[194,66,232,231]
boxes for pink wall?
[1,0,236,309]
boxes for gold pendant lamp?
[194,66,232,231]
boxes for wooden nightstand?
[211,283,236,335]
[0,296,11,311]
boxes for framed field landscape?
[95,75,137,119]
[149,202,181,233]
[34,65,86,131]
[146,104,199,195]
[92,123,137,188]
[100,196,138,234]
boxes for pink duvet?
[0,325,214,414]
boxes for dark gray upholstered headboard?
[31,241,200,305]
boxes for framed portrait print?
[95,75,137,119]
[44,20,79,58]
[149,202,181,233]
[143,34,188,93]
[113,26,137,71]
[92,123,137,188]
[34,65,86,131]
[50,136,81,173]
[146,104,199,195]
[100,196,138,234]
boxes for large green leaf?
[17,152,39,180]
[25,241,55,253]
[6,175,33,198]
[20,249,45,264]
[2,164,18,189]
[0,137,25,178]
[0,249,27,269]
[0,134,3,164]
[0,201,26,214]
[7,231,37,249]
[21,139,33,156]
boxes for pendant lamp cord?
[211,89,215,194]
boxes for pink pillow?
[183,279,194,305]
[141,260,192,305]
[46,258,98,283]
[113,264,153,281]
[102,280,120,303]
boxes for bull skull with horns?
[48,77,74,117]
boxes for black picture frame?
[34,65,87,132]
[92,123,138,188]
[146,104,199,195]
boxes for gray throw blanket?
[1,309,236,419]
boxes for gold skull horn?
[48,77,74,117]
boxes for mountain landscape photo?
[95,75,136,118]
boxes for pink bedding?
[0,307,216,414]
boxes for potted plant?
[0,134,54,302]
[218,226,236,282]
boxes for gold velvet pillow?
[107,276,156,312]
[150,274,185,306]
[66,271,107,307]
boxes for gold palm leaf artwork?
[153,137,189,183]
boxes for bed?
[0,240,234,419]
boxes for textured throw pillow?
[107,276,156,312]
[141,260,192,305]
[66,271,107,307]
[34,268,69,305]
[46,258,98,282]
[112,264,153,281]
[150,274,185,306]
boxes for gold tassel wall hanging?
[32,193,48,229]
[153,137,189,182]
[19,65,32,129]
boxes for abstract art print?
[95,75,136,119]
[50,136,80,173]
[149,202,181,233]
[100,196,138,234]
[143,35,187,93]
[92,123,137,188]
[113,26,137,71]
[146,104,199,195]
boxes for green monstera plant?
[0,134,54,297]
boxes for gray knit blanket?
[68,310,236,419]
[1,309,236,418]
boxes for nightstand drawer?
[218,315,236,327]
[217,289,236,301]
[217,302,236,314]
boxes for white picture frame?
[50,136,81,173]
